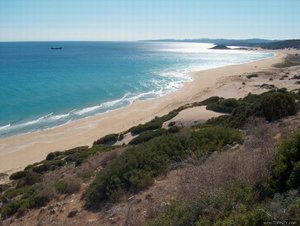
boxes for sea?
[0,41,273,137]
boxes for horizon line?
[0,37,299,42]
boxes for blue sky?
[0,0,299,41]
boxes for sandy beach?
[0,50,290,174]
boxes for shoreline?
[0,50,273,139]
[0,50,285,174]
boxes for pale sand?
[0,50,287,174]
[163,106,224,128]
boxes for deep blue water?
[0,41,272,137]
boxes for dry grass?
[64,176,81,194]
[178,119,278,205]
[76,149,121,180]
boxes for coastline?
[0,50,285,174]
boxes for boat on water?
[50,47,62,50]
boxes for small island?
[210,44,231,49]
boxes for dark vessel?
[50,47,62,50]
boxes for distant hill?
[143,38,278,47]
[143,38,300,49]
[210,44,230,49]
[261,39,300,49]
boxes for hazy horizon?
[0,38,289,43]
[1,0,299,42]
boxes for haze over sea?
[0,42,272,137]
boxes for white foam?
[18,113,53,127]
[74,93,131,116]
[74,105,102,115]
[50,113,70,120]
[0,124,11,130]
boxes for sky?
[0,0,299,41]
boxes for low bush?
[270,130,300,193]
[199,96,222,105]
[1,185,49,219]
[207,91,297,128]
[84,126,242,209]
[206,98,240,114]
[150,189,298,226]
[84,134,187,208]
[45,152,56,160]
[93,134,121,146]
[128,110,178,135]
[145,184,261,226]
[246,73,258,79]
[274,59,298,68]
[9,171,27,180]
[1,145,115,219]
[55,181,68,194]
[189,126,243,155]
[55,177,81,195]
[168,125,180,133]
[64,177,81,194]
[128,129,167,145]
[258,92,297,122]
[228,105,254,128]
[168,121,176,127]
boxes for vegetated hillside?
[1,87,300,225]
[145,38,300,49]
[262,39,300,49]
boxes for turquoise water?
[0,42,272,137]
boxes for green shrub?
[168,121,176,127]
[93,134,120,146]
[207,91,297,128]
[258,92,297,122]
[64,146,89,155]
[54,178,81,195]
[1,186,32,203]
[65,151,89,166]
[168,125,180,133]
[206,115,230,127]
[0,185,49,219]
[242,93,261,104]
[189,126,243,155]
[1,142,111,218]
[229,105,254,128]
[271,130,300,193]
[9,171,27,180]
[129,111,178,135]
[145,202,201,226]
[85,126,242,209]
[206,98,240,114]
[9,171,41,188]
[16,171,41,187]
[263,190,300,224]
[214,207,267,226]
[246,74,258,79]
[200,96,222,105]
[46,152,56,160]
[128,129,166,145]
[55,180,68,194]
[274,59,298,68]
[32,164,49,174]
[84,134,187,208]
[1,199,25,219]
[145,184,256,226]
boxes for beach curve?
[0,50,285,174]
